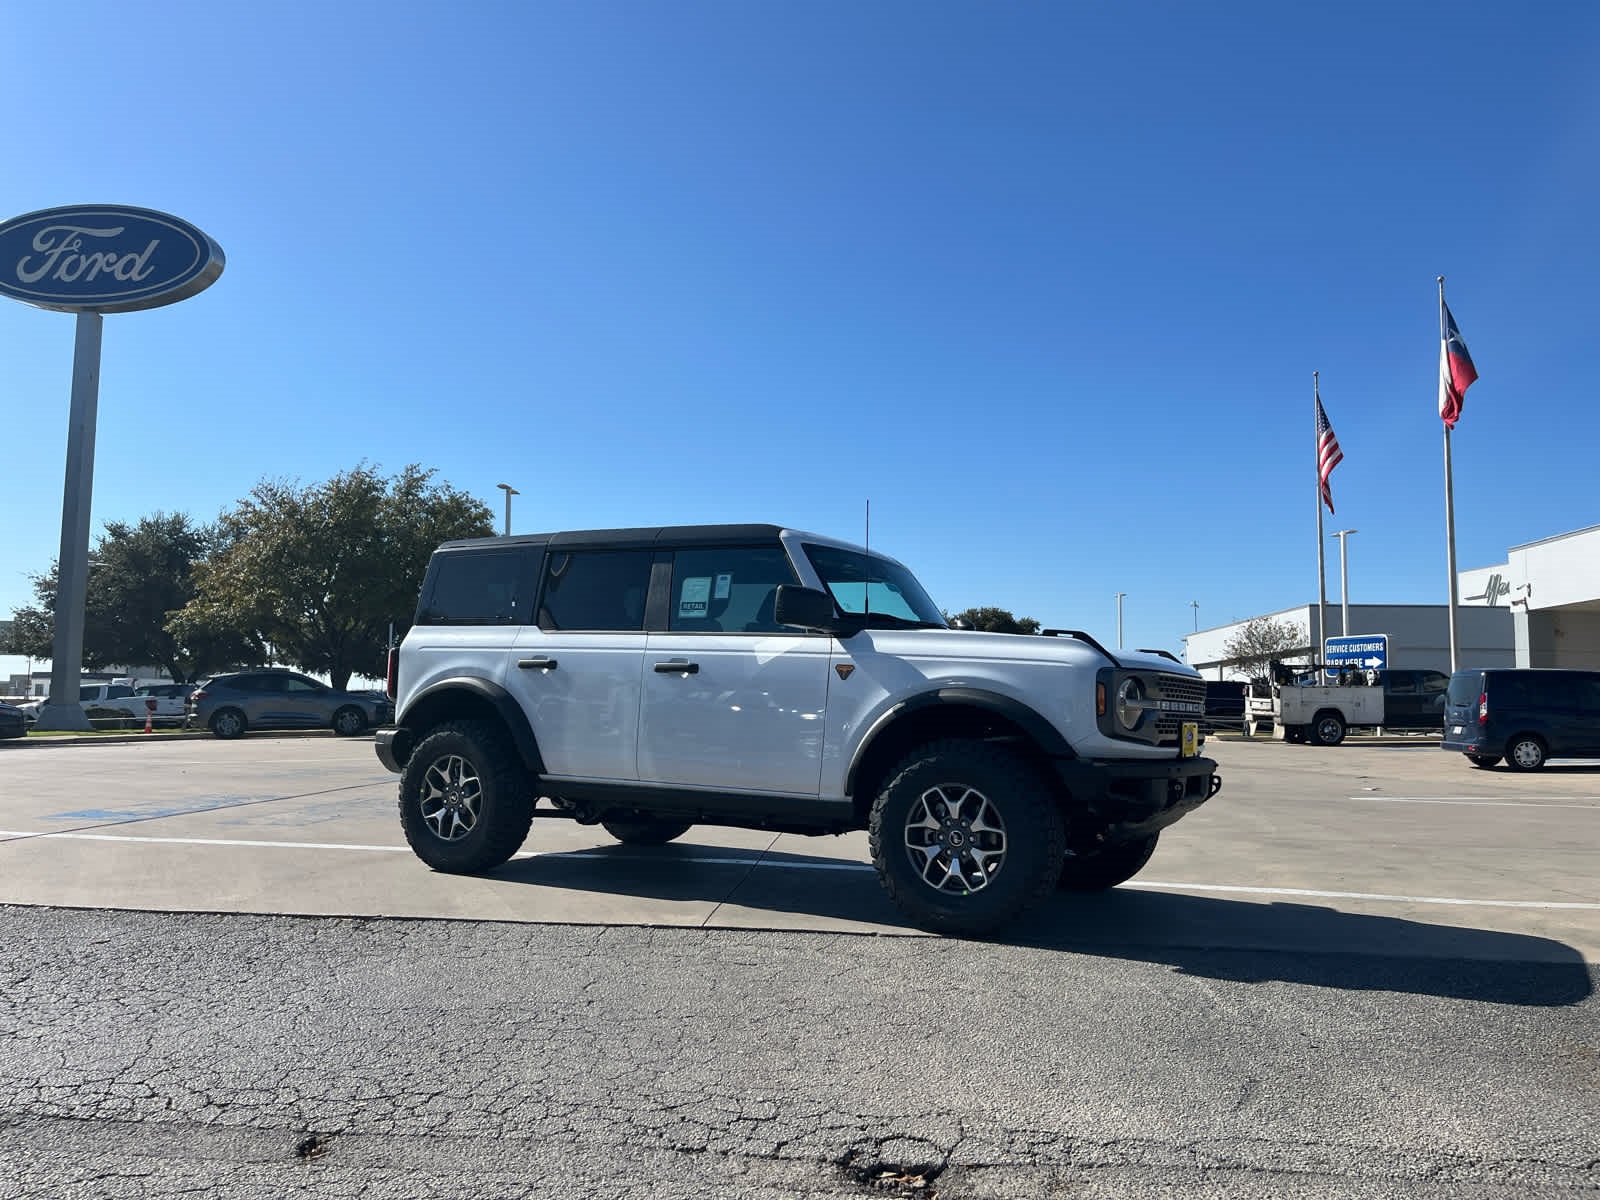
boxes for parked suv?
[1442,667,1600,771]
[377,524,1222,935]
[188,670,388,739]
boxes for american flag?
[1316,393,1344,514]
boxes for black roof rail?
[1136,648,1182,664]
[1041,629,1121,668]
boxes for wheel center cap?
[946,829,966,849]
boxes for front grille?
[1153,673,1207,742]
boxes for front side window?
[537,550,654,632]
[284,675,326,694]
[668,546,799,633]
[802,543,946,628]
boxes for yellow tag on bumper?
[1181,721,1199,758]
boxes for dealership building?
[1185,522,1600,679]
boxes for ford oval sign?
[0,205,224,314]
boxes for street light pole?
[495,482,519,537]
[1115,592,1126,649]
[1330,529,1357,637]
[1190,600,1199,632]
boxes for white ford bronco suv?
[377,524,1221,935]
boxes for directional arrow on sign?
[1365,657,1383,667]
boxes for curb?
[2,729,366,748]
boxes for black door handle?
[653,660,699,675]
[517,657,559,670]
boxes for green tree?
[171,464,493,689]
[950,606,1041,634]
[1221,616,1309,685]
[1,513,251,682]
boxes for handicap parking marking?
[16,782,386,833]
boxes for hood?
[850,628,1197,675]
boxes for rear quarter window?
[418,549,532,626]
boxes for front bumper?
[1054,754,1221,839]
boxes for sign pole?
[35,312,103,731]
[0,204,224,729]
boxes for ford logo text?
[0,205,224,313]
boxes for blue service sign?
[1325,634,1388,674]
[0,205,223,314]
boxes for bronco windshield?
[802,543,947,628]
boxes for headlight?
[1115,677,1145,730]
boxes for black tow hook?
[1208,774,1224,798]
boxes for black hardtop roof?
[434,523,807,553]
[1452,666,1600,678]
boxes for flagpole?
[1314,371,1327,667]
[1439,276,1461,672]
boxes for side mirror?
[774,585,838,634]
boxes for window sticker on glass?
[679,576,712,619]
[714,573,732,600]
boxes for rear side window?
[537,550,654,632]
[419,549,527,626]
[668,546,799,633]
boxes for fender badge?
[835,664,855,680]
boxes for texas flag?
[1438,302,1478,428]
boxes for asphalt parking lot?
[3,732,1597,1198]
[1,732,1596,960]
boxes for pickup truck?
[1247,669,1451,745]
[132,683,196,726]
[16,683,142,726]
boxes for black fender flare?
[845,686,1073,796]
[399,677,546,774]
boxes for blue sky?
[4,0,1599,679]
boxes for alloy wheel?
[903,783,1007,894]
[419,753,483,842]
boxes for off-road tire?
[399,720,534,873]
[1057,832,1160,892]
[868,739,1064,936]
[1466,754,1501,769]
[600,815,694,845]
[210,708,247,739]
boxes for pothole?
[293,1132,333,1162]
[839,1151,945,1197]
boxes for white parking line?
[1346,797,1599,809]
[1123,881,1600,911]
[2,829,1596,909]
